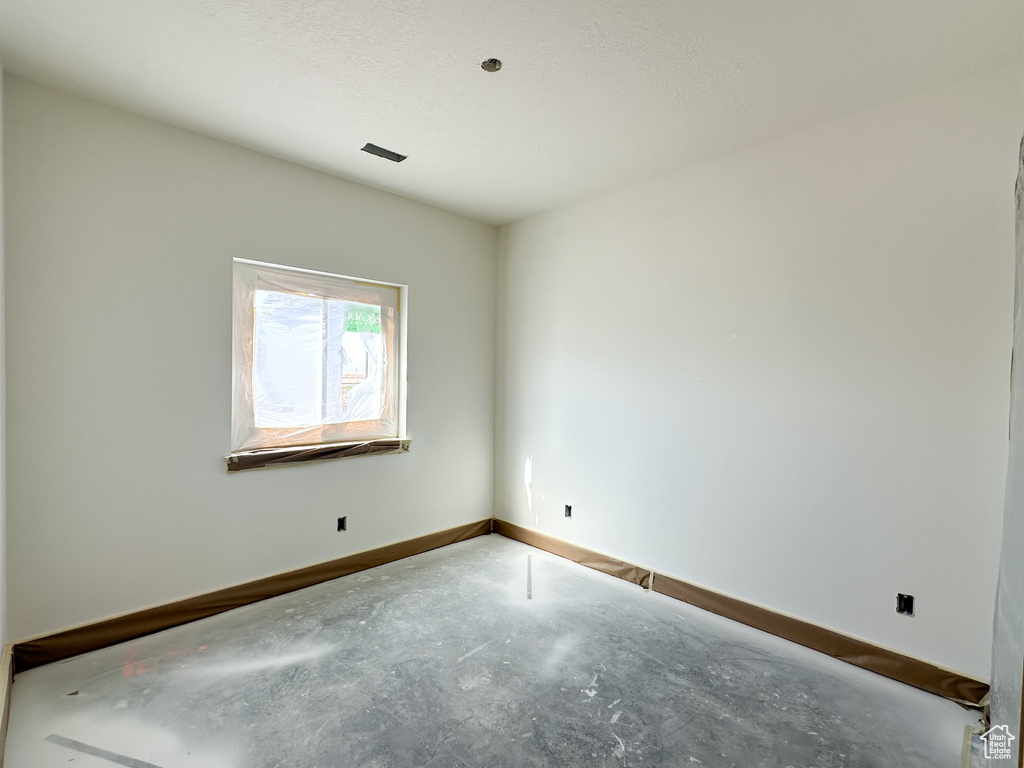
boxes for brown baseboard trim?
[12,516,989,709]
[651,572,987,707]
[492,520,652,588]
[13,519,492,674]
[492,519,987,708]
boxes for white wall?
[496,67,1023,680]
[0,68,7,646]
[3,75,497,642]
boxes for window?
[229,259,407,471]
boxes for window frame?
[228,258,408,471]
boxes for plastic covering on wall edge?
[491,519,988,709]
[990,131,1024,767]
[0,647,11,758]
[12,519,491,674]
[226,438,411,472]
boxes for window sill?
[226,438,411,473]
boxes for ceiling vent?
[361,143,407,163]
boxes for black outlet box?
[896,593,914,616]
[338,516,347,532]
[565,505,572,518]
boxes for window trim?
[227,259,408,470]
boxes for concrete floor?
[5,534,979,767]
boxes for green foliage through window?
[345,304,382,334]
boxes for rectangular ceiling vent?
[361,143,407,163]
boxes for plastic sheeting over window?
[252,291,384,428]
[231,259,402,454]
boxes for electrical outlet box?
[896,593,914,617]
[337,516,347,532]
[565,505,572,518]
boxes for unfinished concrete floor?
[5,534,978,767]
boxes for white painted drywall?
[3,75,497,642]
[496,67,1023,680]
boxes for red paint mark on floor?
[121,643,210,678]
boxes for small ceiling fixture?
[481,58,502,73]
[361,143,407,163]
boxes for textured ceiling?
[0,1,1021,224]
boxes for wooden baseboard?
[13,519,492,673]
[490,519,652,588]
[651,570,986,707]
[10,516,988,710]
[493,519,988,708]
